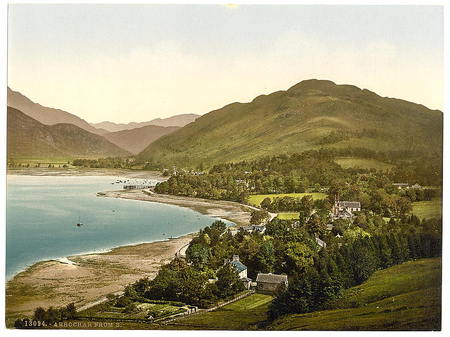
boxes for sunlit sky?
[8,4,443,123]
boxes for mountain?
[7,106,130,160]
[103,125,179,154]
[7,87,104,135]
[90,114,199,132]
[137,79,443,168]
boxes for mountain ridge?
[7,106,130,160]
[7,87,104,135]
[103,125,180,154]
[136,79,443,168]
[90,114,200,132]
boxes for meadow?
[164,293,273,330]
[269,258,441,331]
[334,157,394,170]
[412,197,442,220]
[277,212,300,220]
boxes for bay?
[6,175,224,279]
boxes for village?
[13,153,441,329]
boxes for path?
[161,290,255,324]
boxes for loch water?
[6,175,225,279]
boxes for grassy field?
[335,157,394,171]
[277,212,300,220]
[247,193,327,207]
[269,257,441,331]
[412,198,442,219]
[164,294,273,330]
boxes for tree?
[176,266,208,305]
[306,213,327,237]
[186,243,210,269]
[349,239,378,284]
[283,242,315,274]
[269,271,314,319]
[260,197,272,210]
[33,307,46,321]
[215,263,244,298]
[250,209,270,225]
[115,296,132,308]
[256,240,276,273]
[45,307,61,324]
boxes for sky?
[7,4,444,123]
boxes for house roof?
[337,201,361,208]
[230,260,247,273]
[256,273,288,284]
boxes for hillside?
[137,79,443,168]
[269,258,441,331]
[7,87,103,135]
[91,113,199,132]
[103,125,179,154]
[7,107,130,160]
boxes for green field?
[247,193,327,207]
[412,198,442,219]
[277,212,300,220]
[165,294,273,330]
[335,157,394,171]
[269,258,441,331]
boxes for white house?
[332,199,361,220]
[225,255,248,279]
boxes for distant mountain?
[137,79,443,168]
[7,87,104,135]
[7,106,130,160]
[103,125,179,154]
[91,114,200,132]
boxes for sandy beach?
[6,234,194,323]
[5,182,253,325]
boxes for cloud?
[8,30,443,123]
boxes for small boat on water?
[76,215,83,227]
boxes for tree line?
[269,231,441,319]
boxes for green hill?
[7,106,130,160]
[269,258,441,331]
[137,79,442,168]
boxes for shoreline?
[100,189,252,227]
[6,231,199,282]
[6,232,196,323]
[6,177,254,324]
[7,167,165,179]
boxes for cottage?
[411,183,422,189]
[241,225,266,234]
[256,273,288,294]
[225,255,248,279]
[332,198,361,220]
[224,255,253,289]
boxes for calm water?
[6,175,225,279]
